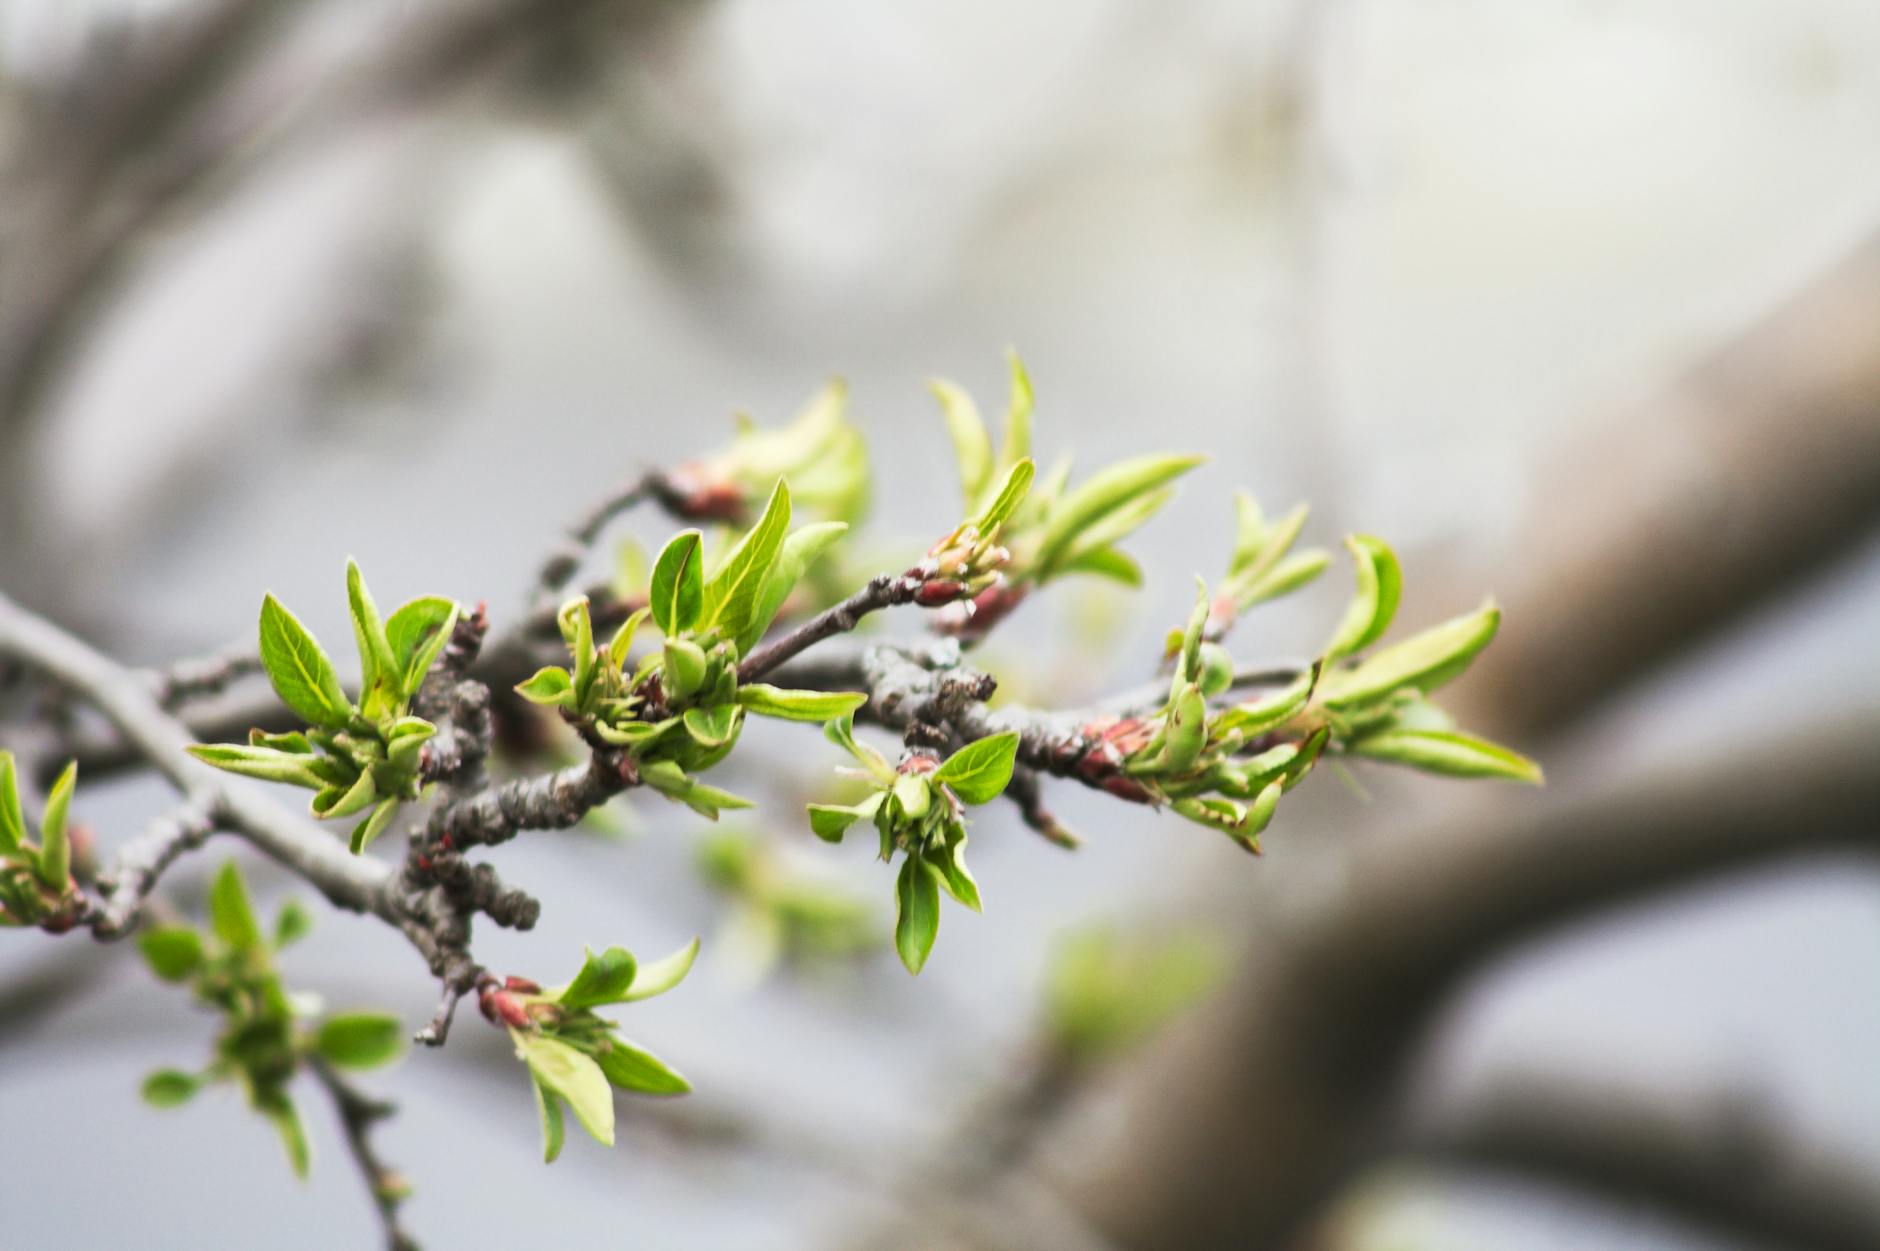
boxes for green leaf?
[1324,535,1403,660]
[932,731,1020,805]
[1054,545,1142,586]
[972,457,1035,534]
[312,766,377,821]
[681,704,741,749]
[621,937,700,1002]
[930,829,982,912]
[258,594,351,729]
[261,1094,312,1179]
[1237,549,1331,609]
[609,606,651,668]
[141,1069,201,1108]
[893,773,932,821]
[208,860,264,953]
[273,900,313,949]
[894,855,942,975]
[514,666,573,706]
[349,797,399,854]
[822,715,894,782]
[137,926,205,982]
[931,378,994,506]
[1323,601,1500,710]
[35,760,74,888]
[314,1012,404,1069]
[1158,684,1207,776]
[596,1039,690,1095]
[555,946,639,1010]
[1215,664,1319,738]
[1001,349,1034,470]
[808,801,867,843]
[518,1033,614,1148]
[385,596,460,699]
[248,729,314,754]
[533,1076,566,1163]
[743,521,849,652]
[650,529,705,637]
[559,598,597,704]
[0,751,23,853]
[1349,729,1543,783]
[185,743,326,789]
[346,560,398,718]
[736,684,866,722]
[661,638,708,701]
[703,479,792,643]
[1035,453,1204,579]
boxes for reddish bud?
[503,976,541,994]
[479,986,533,1030]
[915,580,965,607]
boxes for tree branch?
[308,1058,419,1251]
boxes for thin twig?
[308,1058,419,1251]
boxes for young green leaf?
[1237,549,1331,609]
[349,797,399,855]
[621,937,700,1002]
[650,529,705,637]
[1324,535,1403,660]
[661,638,709,701]
[1323,601,1500,710]
[35,761,74,888]
[312,767,377,821]
[893,773,932,821]
[137,926,205,982]
[258,594,351,728]
[1001,349,1035,470]
[261,1094,312,1179]
[385,596,460,699]
[931,378,994,506]
[1034,453,1205,579]
[736,684,867,722]
[609,606,650,668]
[314,1013,404,1070]
[1158,685,1208,777]
[1054,545,1142,586]
[703,479,792,643]
[932,731,1020,805]
[559,597,597,704]
[533,1077,566,1163]
[141,1069,202,1108]
[1215,663,1319,738]
[1349,729,1543,783]
[808,800,869,843]
[518,1033,614,1148]
[823,715,894,783]
[930,831,982,912]
[185,743,326,789]
[596,1040,690,1095]
[894,855,942,975]
[273,900,313,949]
[346,560,398,717]
[972,457,1035,534]
[0,751,23,853]
[555,947,639,1011]
[208,860,264,953]
[681,704,741,749]
[742,521,849,652]
[514,666,573,707]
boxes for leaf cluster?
[187,562,460,854]
[500,940,698,1162]
[806,719,1019,973]
[518,481,864,820]
[0,753,79,928]
[137,861,404,1178]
